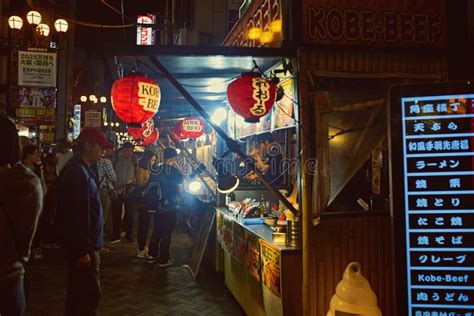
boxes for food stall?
[104,0,449,313]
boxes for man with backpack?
[146,147,183,267]
[56,128,113,316]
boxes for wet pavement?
[25,232,244,316]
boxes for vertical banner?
[72,104,82,139]
[390,82,474,316]
[18,51,57,87]
[137,14,157,46]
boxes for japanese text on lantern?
[138,82,160,112]
[251,77,270,116]
[402,93,474,316]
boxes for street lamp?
[54,19,68,33]
[36,23,50,37]
[8,11,69,40]
[26,11,42,26]
[8,16,23,30]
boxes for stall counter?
[216,207,302,316]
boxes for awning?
[106,46,296,120]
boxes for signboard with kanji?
[18,51,57,87]
[302,0,447,49]
[390,81,474,316]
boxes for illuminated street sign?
[390,82,474,316]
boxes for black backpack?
[145,165,164,212]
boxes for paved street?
[25,232,243,316]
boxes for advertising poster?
[16,86,56,125]
[40,125,55,143]
[216,211,224,246]
[260,239,281,297]
[217,214,233,253]
[84,111,101,128]
[272,78,296,130]
[246,232,261,282]
[18,51,57,87]
[232,223,247,264]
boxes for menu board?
[390,82,474,316]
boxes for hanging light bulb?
[26,11,42,25]
[260,31,274,44]
[100,96,107,103]
[211,107,228,124]
[54,19,68,33]
[247,27,262,40]
[36,24,50,37]
[80,95,87,102]
[89,95,96,102]
[8,16,23,30]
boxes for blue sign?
[390,82,474,316]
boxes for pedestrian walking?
[110,142,136,243]
[97,147,117,240]
[147,147,183,267]
[0,116,43,316]
[56,128,113,316]
[136,151,157,258]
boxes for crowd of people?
[0,115,184,316]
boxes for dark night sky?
[75,0,167,51]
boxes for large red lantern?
[111,73,161,125]
[226,73,276,123]
[176,117,205,139]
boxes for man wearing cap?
[56,128,113,316]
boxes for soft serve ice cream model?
[327,262,382,316]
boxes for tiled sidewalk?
[25,233,243,316]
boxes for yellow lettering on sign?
[138,82,160,112]
[250,77,270,116]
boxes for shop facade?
[218,0,449,315]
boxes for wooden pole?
[298,54,315,315]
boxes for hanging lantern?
[127,119,155,140]
[226,72,276,123]
[140,128,159,146]
[110,73,161,125]
[176,117,205,139]
[167,126,185,144]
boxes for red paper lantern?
[128,119,158,146]
[127,119,155,140]
[168,126,185,143]
[226,73,276,123]
[111,73,161,124]
[176,117,205,139]
[141,128,159,146]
